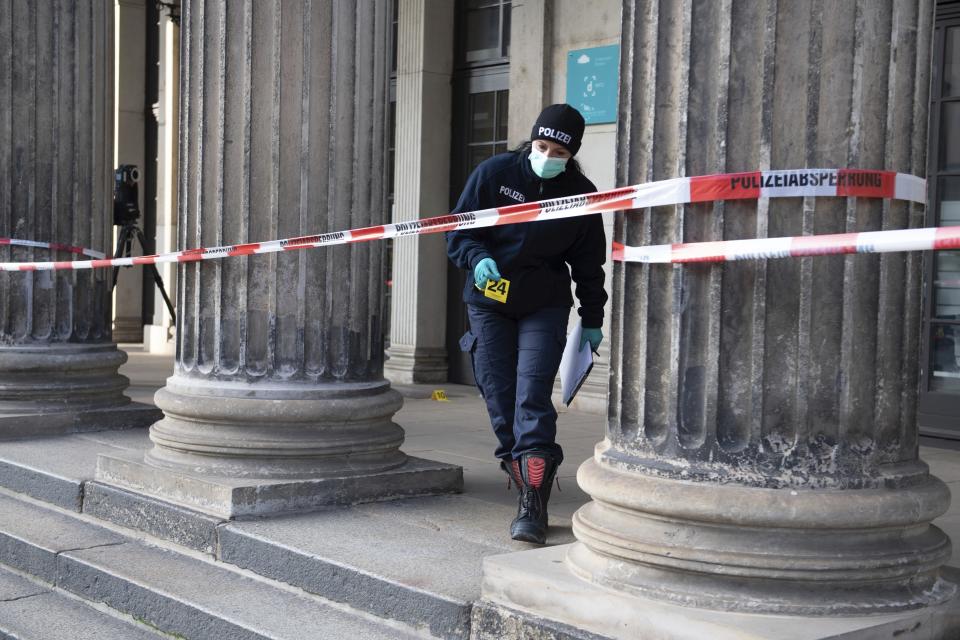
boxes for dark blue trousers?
[460,304,569,463]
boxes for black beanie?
[530,104,585,155]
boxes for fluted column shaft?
[143,0,405,478]
[0,0,147,434]
[384,0,453,385]
[570,0,953,614]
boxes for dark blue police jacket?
[446,151,608,328]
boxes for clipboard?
[560,320,595,406]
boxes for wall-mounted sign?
[566,44,620,125]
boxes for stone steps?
[90,481,574,640]
[0,431,578,639]
[0,491,430,640]
[0,566,171,640]
[0,430,152,511]
[217,494,571,640]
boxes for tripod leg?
[111,226,131,290]
[132,227,176,324]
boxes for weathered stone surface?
[569,456,954,614]
[558,0,952,618]
[141,0,400,474]
[0,403,161,442]
[219,495,548,639]
[89,0,466,512]
[479,546,960,640]
[83,481,223,554]
[0,430,152,511]
[471,601,608,640]
[0,566,167,640]
[97,449,463,518]
[473,0,953,632]
[0,488,425,639]
[57,541,421,640]
[0,492,124,583]
[0,3,143,438]
[0,567,46,601]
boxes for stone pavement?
[118,344,960,566]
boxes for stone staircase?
[0,431,583,640]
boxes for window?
[465,89,509,174]
[930,178,960,392]
[460,0,511,66]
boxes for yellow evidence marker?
[482,278,510,303]
[431,389,449,402]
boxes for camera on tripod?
[110,163,176,323]
[113,164,141,226]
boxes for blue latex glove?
[473,257,501,289]
[580,327,603,353]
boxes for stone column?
[97,0,460,518]
[143,0,179,355]
[0,0,159,437]
[507,0,552,147]
[112,0,147,343]
[384,0,453,385]
[478,1,960,636]
[581,0,951,616]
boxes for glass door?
[921,6,960,436]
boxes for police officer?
[447,104,607,544]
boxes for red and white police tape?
[612,226,960,263]
[0,168,937,272]
[0,238,105,260]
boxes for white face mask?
[528,147,568,179]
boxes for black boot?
[499,458,523,492]
[510,452,559,544]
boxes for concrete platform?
[0,401,161,441]
[96,449,464,518]
[0,430,151,511]
[477,545,960,640]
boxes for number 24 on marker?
[484,278,510,303]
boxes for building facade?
[2,1,959,637]
[113,0,960,430]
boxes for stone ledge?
[83,481,224,554]
[479,545,960,640]
[96,451,464,518]
[0,402,161,440]
[471,600,609,640]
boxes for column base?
[0,402,162,440]
[0,343,159,438]
[568,453,955,615]
[95,450,463,518]
[477,545,960,640]
[112,316,144,343]
[384,344,448,384]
